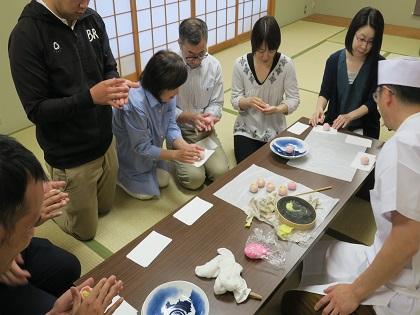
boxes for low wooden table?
[78,117,382,314]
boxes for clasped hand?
[90,78,139,109]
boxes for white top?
[368,112,420,315]
[176,53,224,131]
[231,53,299,142]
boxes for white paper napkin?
[350,151,376,171]
[108,295,137,315]
[287,122,310,135]
[345,135,372,148]
[126,231,172,267]
[193,148,215,167]
[173,197,213,225]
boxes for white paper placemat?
[287,130,365,182]
[213,164,339,244]
[108,296,137,315]
[173,197,213,225]
[126,231,172,267]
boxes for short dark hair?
[0,135,46,240]
[179,18,208,45]
[345,7,384,59]
[251,16,281,54]
[387,85,420,105]
[139,50,188,102]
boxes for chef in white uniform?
[281,57,420,315]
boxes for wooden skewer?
[293,186,332,197]
[249,291,263,300]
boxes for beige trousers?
[46,139,118,241]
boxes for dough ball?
[244,242,269,259]
[360,155,370,165]
[285,144,294,154]
[199,150,205,160]
[287,181,297,191]
[249,183,259,193]
[257,178,265,188]
[266,182,275,193]
[278,184,288,196]
[323,123,330,131]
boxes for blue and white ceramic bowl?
[270,137,308,159]
[141,281,209,315]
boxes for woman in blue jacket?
[113,51,203,200]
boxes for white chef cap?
[378,57,420,88]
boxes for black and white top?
[231,53,299,142]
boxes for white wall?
[275,0,316,26]
[314,0,420,28]
[0,0,31,135]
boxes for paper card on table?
[196,136,218,150]
[107,296,137,315]
[126,231,172,268]
[173,196,213,225]
[193,149,215,167]
[350,151,376,171]
[345,135,372,148]
[313,125,338,134]
[287,122,310,135]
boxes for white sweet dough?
[360,155,370,165]
[256,178,265,188]
[195,248,251,303]
[266,182,275,193]
[199,150,205,160]
[287,181,297,191]
[249,183,258,193]
[323,123,331,131]
[278,184,288,196]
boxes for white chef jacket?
[298,112,420,315]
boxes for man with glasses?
[175,18,229,190]
[282,57,420,315]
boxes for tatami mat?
[280,21,345,58]
[36,221,104,275]
[10,18,417,275]
[294,41,344,93]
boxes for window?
[89,0,274,79]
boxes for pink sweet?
[360,155,370,165]
[323,123,331,131]
[285,144,294,154]
[287,181,297,191]
[244,242,269,259]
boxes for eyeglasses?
[185,52,208,61]
[355,33,374,46]
[373,85,395,103]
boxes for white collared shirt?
[176,53,224,130]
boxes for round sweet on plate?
[287,181,297,191]
[277,196,316,230]
[323,123,331,131]
[142,280,209,315]
[278,184,288,196]
[270,137,308,160]
[266,182,275,193]
[360,155,370,165]
[249,183,259,193]
[256,178,265,188]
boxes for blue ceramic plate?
[141,280,209,315]
[270,137,308,159]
